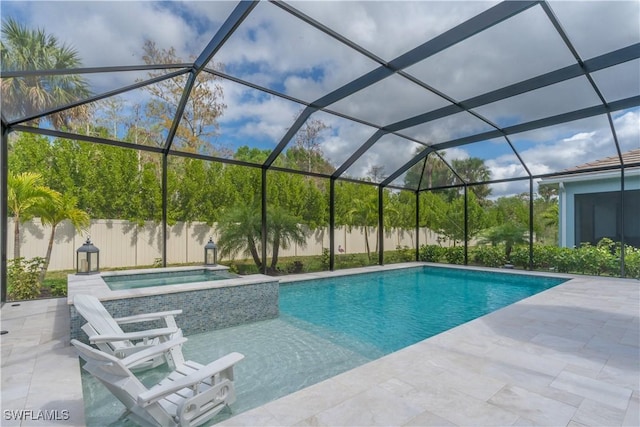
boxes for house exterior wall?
[559,172,640,248]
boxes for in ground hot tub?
[68,266,279,340]
[102,268,238,290]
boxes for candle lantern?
[204,237,218,266]
[77,237,99,274]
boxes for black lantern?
[77,237,99,274]
[204,237,218,266]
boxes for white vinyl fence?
[7,218,450,271]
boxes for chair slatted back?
[71,339,173,426]
[74,294,130,351]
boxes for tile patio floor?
[1,266,638,426]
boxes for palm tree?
[8,172,59,258]
[36,194,90,283]
[216,203,263,270]
[451,157,492,202]
[267,205,307,272]
[1,18,91,128]
[479,223,528,262]
[404,149,452,190]
[216,203,308,273]
[346,194,378,261]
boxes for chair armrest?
[137,352,245,406]
[88,327,179,343]
[120,337,187,367]
[114,310,182,324]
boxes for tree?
[336,182,378,260]
[451,157,491,202]
[216,202,308,273]
[479,223,528,262]
[216,202,263,270]
[537,182,559,203]
[35,194,90,283]
[8,132,52,175]
[266,205,308,272]
[7,172,59,258]
[291,117,331,173]
[486,194,529,228]
[1,18,91,128]
[368,165,386,183]
[140,40,226,154]
[404,149,453,190]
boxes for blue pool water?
[82,266,566,426]
[102,269,237,290]
[280,266,565,354]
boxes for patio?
[1,266,638,426]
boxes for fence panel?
[8,218,448,271]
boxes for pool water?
[102,269,237,290]
[82,266,566,426]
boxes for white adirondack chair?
[72,338,244,427]
[73,294,185,370]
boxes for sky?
[2,0,639,197]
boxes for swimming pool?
[81,265,566,426]
[102,268,238,290]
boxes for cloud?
[547,0,640,59]
[342,135,424,181]
[290,1,499,61]
[613,109,640,152]
[3,0,637,193]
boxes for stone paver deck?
[1,265,638,426]
[1,298,85,426]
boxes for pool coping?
[67,265,275,303]
[1,263,638,426]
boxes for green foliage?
[43,278,67,297]
[479,223,528,261]
[1,18,91,129]
[472,245,506,267]
[7,257,46,300]
[466,238,635,278]
[531,244,557,270]
[228,263,239,274]
[418,190,487,244]
[624,246,640,279]
[335,252,378,269]
[444,246,465,265]
[508,245,529,268]
[571,239,619,276]
[418,244,446,262]
[397,246,415,262]
[321,248,331,270]
[553,246,576,273]
[285,260,305,274]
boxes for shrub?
[7,257,46,301]
[286,260,305,274]
[624,245,640,279]
[321,248,330,270]
[228,263,239,274]
[571,240,618,275]
[444,246,465,265]
[392,245,415,262]
[473,245,506,267]
[553,246,576,273]
[532,244,557,270]
[44,279,67,297]
[418,245,445,262]
[509,246,529,269]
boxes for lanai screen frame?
[1,0,639,302]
